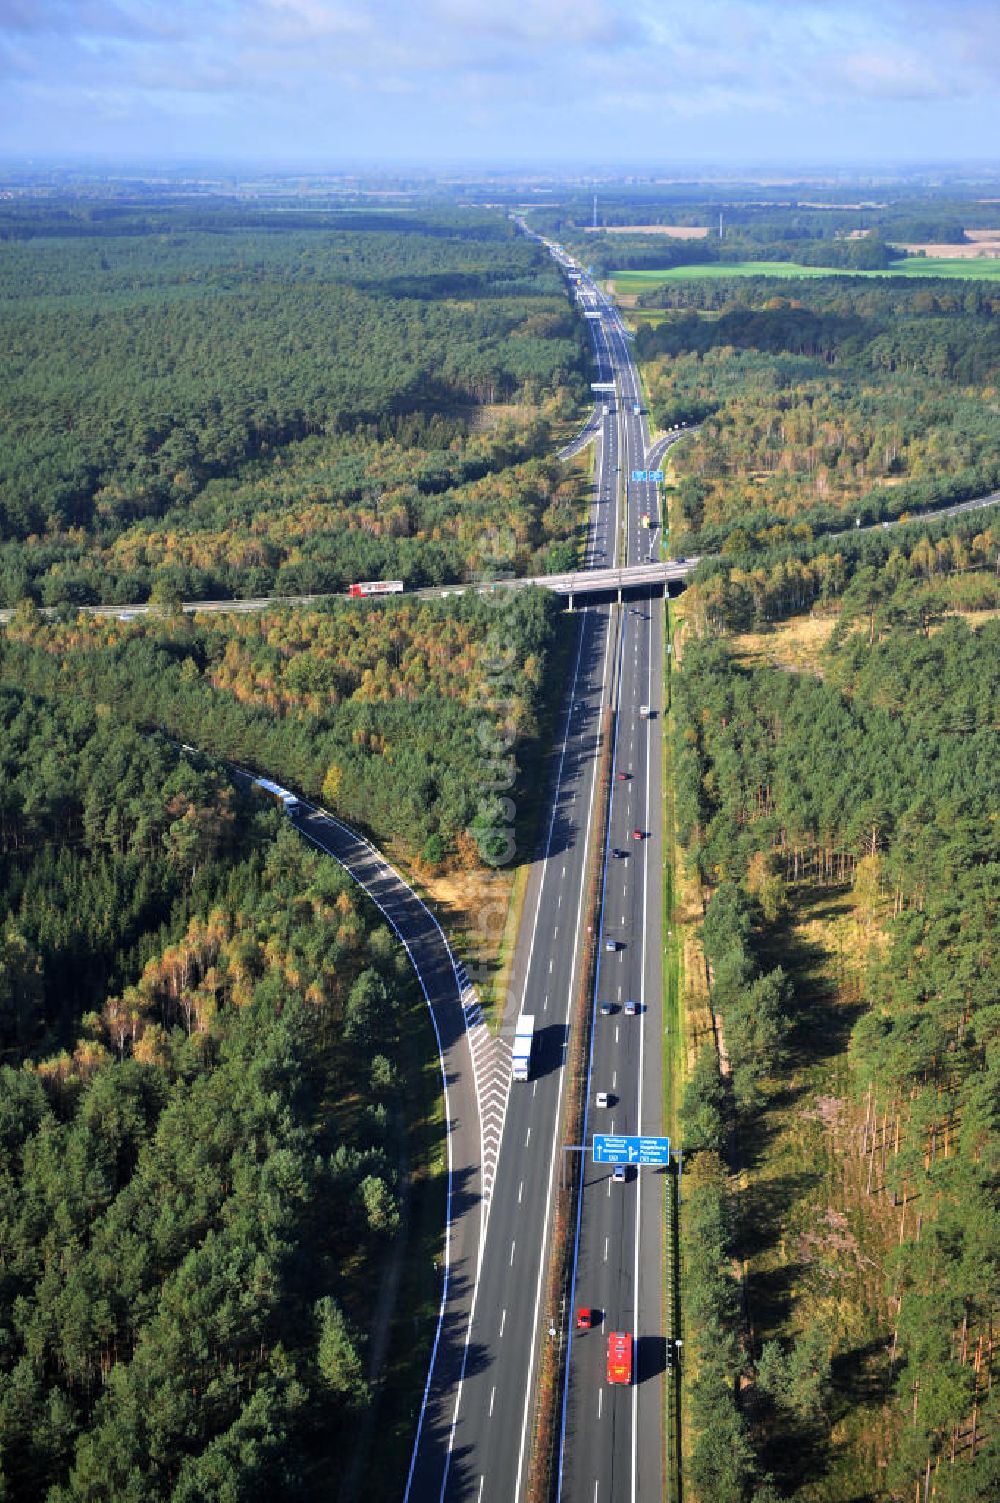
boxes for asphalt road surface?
[420,251,628,1503]
[429,229,670,1503]
[556,254,668,1503]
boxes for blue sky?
[1,0,999,167]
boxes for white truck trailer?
[512,1014,535,1082]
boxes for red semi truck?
[347,580,404,597]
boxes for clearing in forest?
[611,258,1000,291]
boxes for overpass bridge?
[0,560,700,627]
[448,558,699,608]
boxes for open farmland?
[891,229,1000,258]
[893,243,1000,259]
[611,256,1000,291]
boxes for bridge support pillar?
[568,593,573,612]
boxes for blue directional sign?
[637,1135,672,1166]
[593,1133,671,1165]
[631,469,648,483]
[593,1134,639,1164]
[649,469,665,483]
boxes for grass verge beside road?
[662,594,685,1503]
[662,601,916,1499]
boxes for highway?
[300,245,1000,1501]
[269,574,656,1503]
[414,227,669,1503]
[415,266,627,1502]
[554,252,669,1503]
[127,235,668,1503]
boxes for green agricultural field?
[888,256,1000,277]
[612,257,1000,291]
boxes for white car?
[595,1092,609,1109]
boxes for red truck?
[606,1331,633,1385]
[347,580,404,597]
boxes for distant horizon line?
[3,155,1000,184]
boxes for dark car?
[599,1002,613,1016]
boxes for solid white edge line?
[311,812,504,1270]
[555,290,635,1495]
[511,341,623,1497]
[440,524,593,1499]
[439,593,592,1499]
[514,600,617,1503]
[325,250,604,1503]
[556,590,628,1501]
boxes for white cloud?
[834,49,956,100]
[1,0,999,161]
